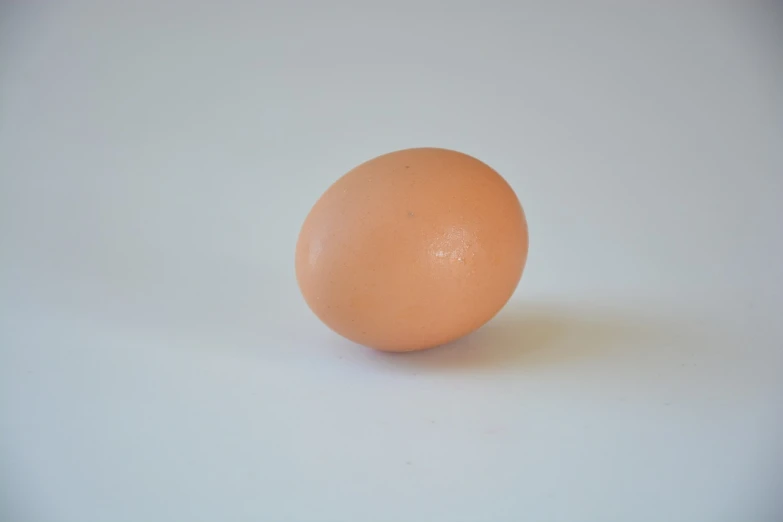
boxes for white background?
[1,2,782,521]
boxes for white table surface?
[2,3,782,522]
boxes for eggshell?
[296,147,528,352]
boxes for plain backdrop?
[1,2,782,522]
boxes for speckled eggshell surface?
[296,147,528,352]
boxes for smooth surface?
[296,147,528,351]
[1,3,782,522]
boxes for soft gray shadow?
[356,302,684,373]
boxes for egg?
[296,147,528,352]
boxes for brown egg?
[296,147,528,352]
